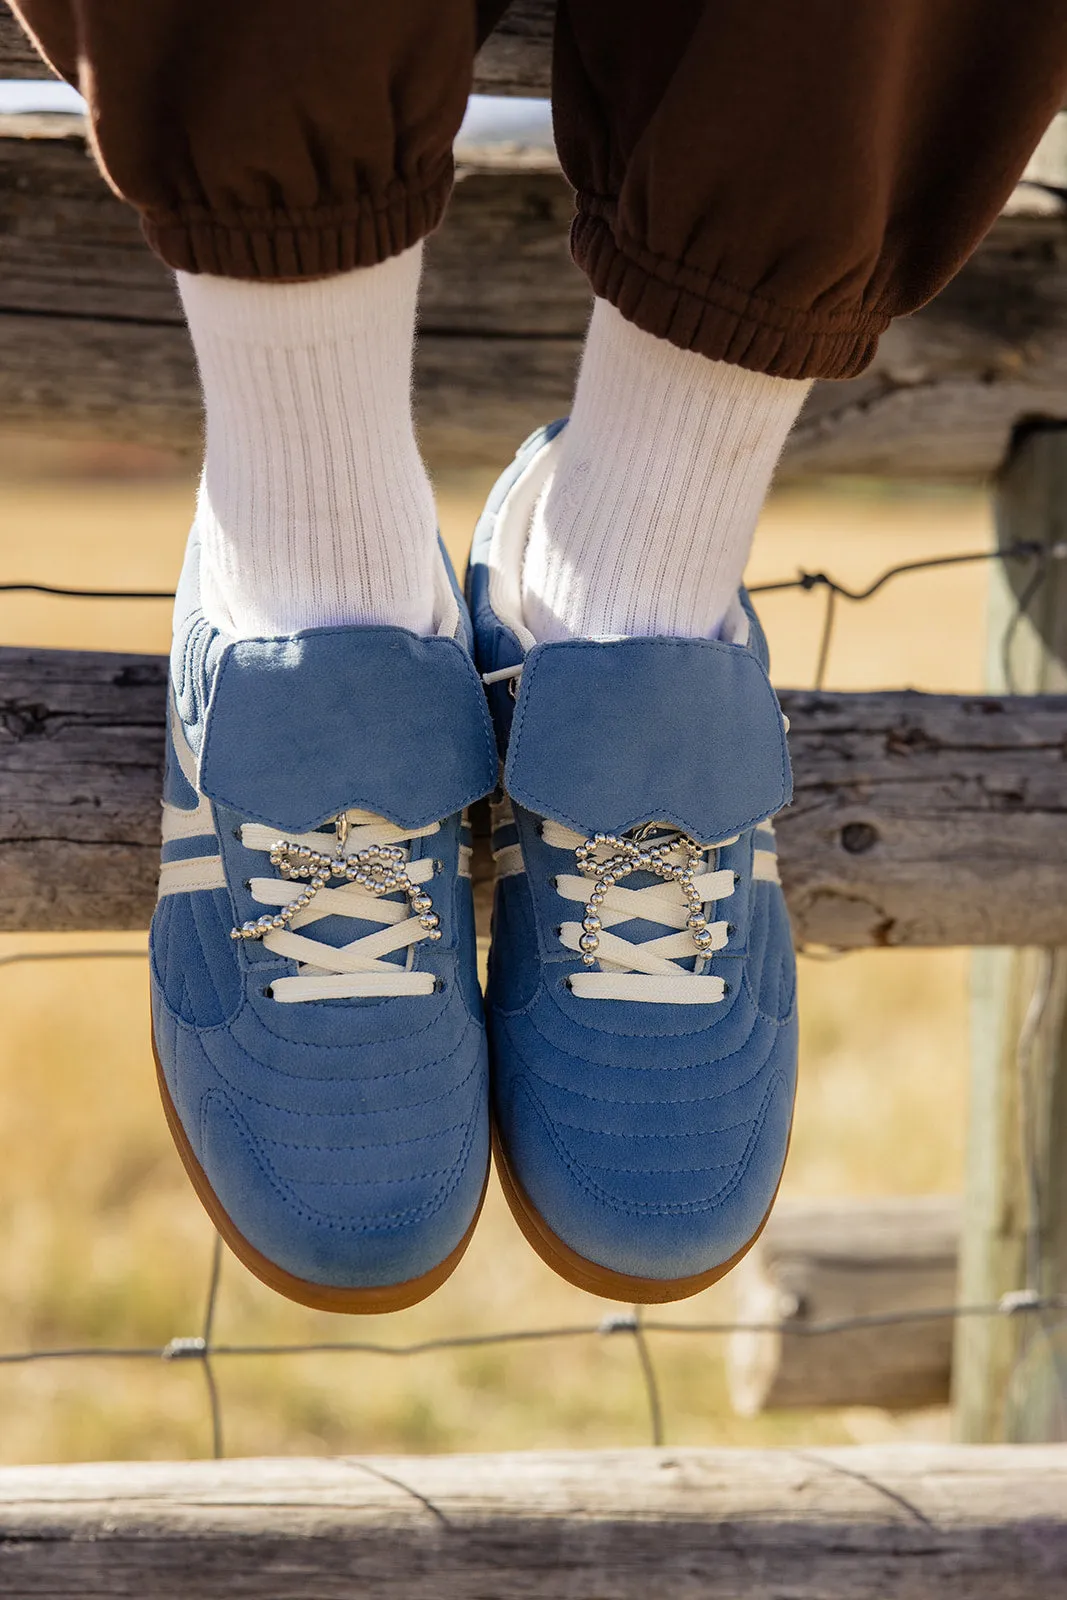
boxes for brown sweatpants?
[12,1,1067,379]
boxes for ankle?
[179,249,438,640]
[521,301,810,643]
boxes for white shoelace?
[543,820,737,1004]
[232,809,447,1003]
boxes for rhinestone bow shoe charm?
[573,828,716,965]
[231,811,441,943]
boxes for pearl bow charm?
[231,814,440,943]
[573,829,715,966]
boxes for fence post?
[953,424,1067,1442]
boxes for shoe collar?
[170,538,497,834]
[477,422,755,659]
[470,424,788,843]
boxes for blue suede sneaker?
[150,538,497,1312]
[469,424,798,1303]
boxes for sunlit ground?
[0,434,992,1461]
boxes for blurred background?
[0,426,990,1463]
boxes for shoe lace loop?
[544,821,737,1004]
[231,809,444,1002]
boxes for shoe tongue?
[504,637,791,843]
[197,626,497,834]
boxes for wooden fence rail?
[1,1448,1065,1599]
[2,107,1067,472]
[0,115,588,468]
[729,1197,960,1414]
[0,645,1064,943]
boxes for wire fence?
[0,529,1065,1460]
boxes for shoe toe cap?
[196,1083,488,1291]
[153,988,490,1295]
[500,1041,795,1286]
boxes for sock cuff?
[176,244,424,349]
[521,299,811,643]
[580,300,812,413]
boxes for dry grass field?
[0,435,993,1463]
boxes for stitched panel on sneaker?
[151,888,243,1028]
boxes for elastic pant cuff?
[142,169,453,279]
[573,202,889,381]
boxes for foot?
[150,537,496,1311]
[469,426,798,1303]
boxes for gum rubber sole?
[153,1032,487,1315]
[492,1121,786,1305]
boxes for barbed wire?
[0,1178,1062,1463]
[0,581,174,600]
[0,527,1064,1460]
[5,535,1061,697]
[0,940,1064,1458]
[2,1288,1063,1364]
[746,537,1067,690]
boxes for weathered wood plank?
[728,1197,959,1414]
[778,688,1067,948]
[474,0,554,97]
[0,312,201,455]
[0,648,1064,943]
[787,210,1067,480]
[0,650,165,930]
[0,6,42,78]
[0,0,556,93]
[0,310,583,465]
[0,119,587,461]
[0,316,582,465]
[0,123,587,333]
[0,1448,1065,1599]
[956,426,1067,1444]
[3,117,1067,473]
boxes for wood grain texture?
[0,126,588,333]
[0,647,1064,943]
[3,119,1067,472]
[0,121,586,462]
[728,1197,959,1414]
[787,211,1067,481]
[0,649,165,930]
[0,1447,1065,1599]
[0,5,44,78]
[776,688,1067,948]
[473,0,554,96]
[956,427,1067,1444]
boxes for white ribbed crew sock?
[521,300,812,642]
[178,246,437,639]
